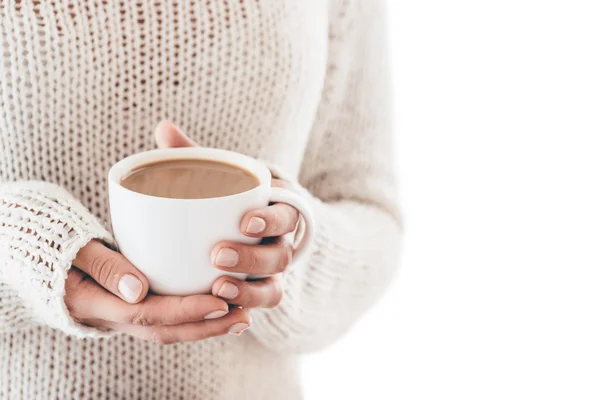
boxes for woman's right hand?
[65,240,251,343]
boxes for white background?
[303,1,600,399]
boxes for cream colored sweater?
[0,1,401,399]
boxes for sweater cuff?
[250,162,401,353]
[0,181,115,338]
[251,162,331,350]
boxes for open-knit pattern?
[0,1,400,399]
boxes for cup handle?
[268,186,316,264]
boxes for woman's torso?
[0,1,328,398]
[0,0,327,219]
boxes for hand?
[209,178,298,308]
[155,121,300,310]
[66,240,252,343]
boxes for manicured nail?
[204,310,228,320]
[228,322,250,335]
[217,281,239,299]
[246,217,266,234]
[214,248,239,268]
[118,274,143,303]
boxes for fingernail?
[118,274,143,303]
[228,322,250,335]
[217,281,239,299]
[204,310,228,320]
[215,248,239,268]
[246,217,266,234]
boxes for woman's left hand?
[154,120,299,314]
[210,178,299,309]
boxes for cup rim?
[108,147,271,202]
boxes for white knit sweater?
[0,1,400,399]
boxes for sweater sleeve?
[0,181,115,338]
[250,0,402,353]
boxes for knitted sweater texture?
[0,1,400,399]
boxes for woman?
[0,1,401,399]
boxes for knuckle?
[285,207,299,231]
[89,255,119,287]
[265,211,281,234]
[172,297,193,324]
[277,244,293,272]
[246,249,260,275]
[242,286,258,308]
[268,282,284,308]
[64,272,87,317]
[64,297,83,319]
[148,329,173,345]
[272,211,283,231]
[127,307,151,326]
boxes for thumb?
[73,240,150,304]
[155,120,198,148]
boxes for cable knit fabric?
[0,1,401,399]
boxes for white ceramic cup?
[108,147,315,296]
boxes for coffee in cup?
[120,159,260,199]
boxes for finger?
[211,239,293,275]
[240,203,300,238]
[117,293,231,326]
[212,275,284,309]
[77,287,230,326]
[154,120,198,148]
[103,307,252,344]
[73,240,149,304]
